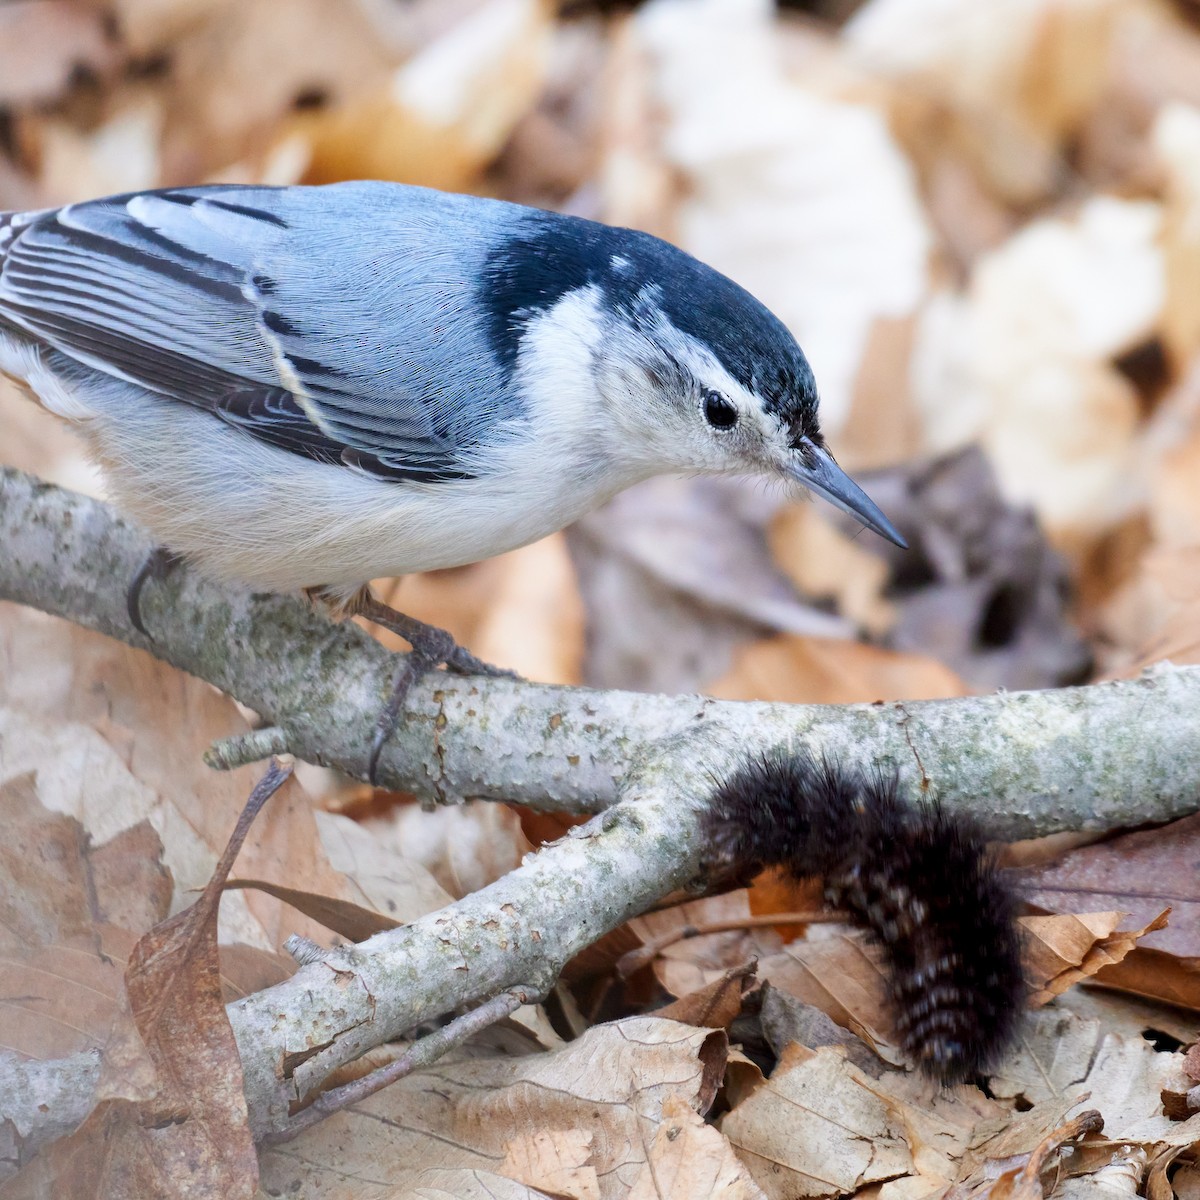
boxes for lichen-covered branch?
[1,728,732,1149]
[5,466,1200,1154]
[4,464,1200,836]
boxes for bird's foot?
[311,585,520,784]
[127,547,184,638]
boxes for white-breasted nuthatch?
[0,182,904,771]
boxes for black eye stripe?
[703,389,738,430]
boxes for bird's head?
[484,212,906,548]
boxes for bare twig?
[616,912,844,978]
[262,987,536,1145]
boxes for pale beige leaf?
[627,1094,766,1200]
[618,0,932,436]
[258,1017,726,1200]
[499,1128,598,1200]
[846,0,1123,204]
[313,810,454,921]
[403,1169,559,1199]
[360,801,531,901]
[296,0,554,191]
[1155,103,1200,368]
[913,198,1163,545]
[718,1043,912,1199]
[0,602,363,953]
[990,1005,1200,1146]
[33,100,163,206]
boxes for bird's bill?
[787,442,908,549]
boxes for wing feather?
[0,185,505,481]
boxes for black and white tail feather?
[705,752,1024,1084]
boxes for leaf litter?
[3,0,1200,1194]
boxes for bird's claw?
[126,547,183,638]
[358,601,521,786]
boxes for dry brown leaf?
[757,927,906,1068]
[223,879,401,942]
[499,1128,598,1200]
[946,1109,1104,1200]
[375,532,585,685]
[0,774,167,1062]
[468,533,585,684]
[630,891,768,999]
[359,800,531,901]
[758,986,886,1077]
[769,504,897,639]
[652,964,757,1032]
[118,766,288,1194]
[1024,814,1200,957]
[0,601,365,951]
[0,924,140,1063]
[1173,1165,1200,1200]
[988,1005,1107,1107]
[1098,544,1200,673]
[0,1,120,106]
[1078,0,1200,192]
[1024,910,1170,1005]
[621,0,931,438]
[628,1094,767,1200]
[990,1004,1200,1146]
[390,1169,560,1199]
[4,766,289,1198]
[215,943,295,1002]
[111,0,238,57]
[258,1017,727,1200]
[1089,947,1200,1013]
[0,770,293,1075]
[845,0,1123,205]
[1055,985,1200,1049]
[1156,104,1200,370]
[153,0,396,182]
[912,198,1163,548]
[864,1065,1010,1194]
[708,633,969,705]
[718,1043,913,1199]
[569,475,852,695]
[747,869,827,935]
[295,0,553,191]
[312,809,455,920]
[753,911,1161,1073]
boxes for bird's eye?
[703,389,738,430]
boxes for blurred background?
[3,0,1200,789]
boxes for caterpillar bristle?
[705,752,1024,1084]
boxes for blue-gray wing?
[0,182,519,481]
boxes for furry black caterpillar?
[705,753,1024,1084]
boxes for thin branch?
[261,987,535,1145]
[615,912,844,978]
[4,467,1200,839]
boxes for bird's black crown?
[480,211,822,446]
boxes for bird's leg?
[310,585,519,784]
[127,546,185,638]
